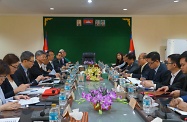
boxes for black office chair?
[82,52,96,64]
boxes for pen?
[30,90,38,92]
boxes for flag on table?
[43,32,48,52]
[129,35,135,54]
[83,18,93,25]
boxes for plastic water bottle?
[59,89,67,108]
[128,82,135,97]
[64,82,71,98]
[49,104,60,122]
[143,92,152,114]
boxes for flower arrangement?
[76,87,127,114]
[84,60,94,65]
[84,65,102,81]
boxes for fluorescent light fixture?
[123,9,127,11]
[174,0,179,2]
[50,7,54,10]
[88,0,92,3]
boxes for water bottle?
[64,82,71,98]
[49,104,60,122]
[128,82,135,97]
[59,89,67,109]
[143,92,152,114]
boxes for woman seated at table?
[1,54,29,98]
[0,59,29,111]
[115,52,124,66]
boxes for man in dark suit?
[53,52,63,73]
[14,51,44,86]
[124,53,151,79]
[141,51,170,85]
[59,49,69,66]
[142,54,185,90]
[46,50,55,72]
[158,51,187,98]
[122,52,139,73]
[29,50,59,81]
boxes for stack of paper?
[0,117,20,122]
[126,77,154,90]
[9,97,40,105]
[18,87,51,95]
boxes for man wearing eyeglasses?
[124,53,151,79]
[141,54,185,90]
[14,51,44,85]
[140,51,170,86]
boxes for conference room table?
[0,77,183,122]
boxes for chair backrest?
[82,52,95,64]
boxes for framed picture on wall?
[76,19,82,26]
[101,20,105,26]
[95,20,100,26]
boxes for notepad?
[18,87,51,95]
[168,106,187,115]
[9,97,40,106]
[0,117,20,122]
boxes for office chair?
[82,52,95,64]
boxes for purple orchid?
[82,87,117,111]
[85,93,92,102]
[82,92,86,98]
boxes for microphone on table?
[40,100,47,117]
[164,105,168,120]
[52,89,56,94]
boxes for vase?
[92,104,111,111]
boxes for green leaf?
[95,103,100,108]
[82,99,86,102]
[78,102,81,104]
[99,110,102,115]
[123,102,128,104]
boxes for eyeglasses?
[10,64,18,69]
[27,60,34,63]
[165,61,174,65]
[148,61,156,65]
[0,75,7,79]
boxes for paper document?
[0,117,20,122]
[168,106,187,115]
[126,77,141,86]
[41,77,52,83]
[49,69,56,75]
[9,97,40,105]
[18,87,51,95]
[38,80,60,85]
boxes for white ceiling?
[0,0,187,15]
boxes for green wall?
[43,17,131,64]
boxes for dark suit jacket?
[46,62,54,71]
[147,63,170,83]
[1,75,21,98]
[124,61,139,74]
[132,63,151,79]
[53,58,62,73]
[14,64,38,86]
[29,61,55,81]
[167,75,187,96]
[181,95,187,102]
[155,70,185,90]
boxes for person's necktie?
[26,71,30,83]
[0,87,6,104]
[51,62,54,68]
